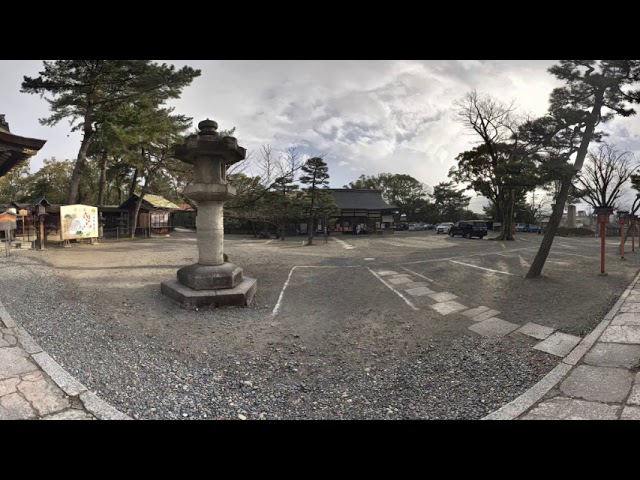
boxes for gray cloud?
[4,59,640,214]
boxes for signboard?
[60,204,98,240]
[0,212,17,231]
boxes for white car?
[436,223,454,234]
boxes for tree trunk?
[307,215,314,245]
[97,151,108,206]
[526,175,572,278]
[496,190,515,241]
[129,168,139,198]
[66,114,94,205]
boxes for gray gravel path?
[0,243,559,419]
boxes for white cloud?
[4,59,639,205]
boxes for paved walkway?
[0,300,130,420]
[485,270,640,420]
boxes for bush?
[556,227,595,237]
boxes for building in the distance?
[328,189,397,234]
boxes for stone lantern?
[161,119,257,308]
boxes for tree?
[21,60,200,205]
[299,156,331,245]
[24,158,74,204]
[0,162,30,203]
[574,143,637,209]
[453,91,538,240]
[431,181,471,222]
[344,173,430,221]
[524,60,640,278]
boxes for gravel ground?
[0,235,563,420]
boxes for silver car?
[436,223,454,234]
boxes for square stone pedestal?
[161,277,257,309]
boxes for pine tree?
[299,157,330,245]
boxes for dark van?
[449,221,488,239]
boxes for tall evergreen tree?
[523,60,640,278]
[299,156,330,246]
[21,60,200,205]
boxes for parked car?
[436,222,454,234]
[449,221,488,239]
[526,225,543,233]
[515,225,526,232]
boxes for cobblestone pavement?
[0,301,130,420]
[485,269,640,420]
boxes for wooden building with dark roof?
[328,189,397,234]
[0,114,46,179]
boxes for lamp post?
[632,214,637,253]
[595,206,613,275]
[618,210,629,261]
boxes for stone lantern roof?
[172,119,246,166]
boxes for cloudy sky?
[3,60,640,213]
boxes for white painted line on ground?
[364,258,375,261]
[548,251,594,259]
[272,266,298,317]
[399,247,537,265]
[332,237,356,250]
[367,268,419,311]
[265,240,274,245]
[448,260,515,276]
[271,265,362,317]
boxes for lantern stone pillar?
[161,119,257,308]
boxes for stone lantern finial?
[198,119,219,136]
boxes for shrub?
[556,227,595,237]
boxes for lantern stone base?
[177,262,243,290]
[161,277,257,309]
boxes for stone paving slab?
[583,343,640,368]
[600,325,640,344]
[533,332,581,357]
[42,409,95,420]
[521,397,619,420]
[621,406,640,419]
[387,276,412,285]
[461,306,490,318]
[0,392,37,419]
[619,304,640,313]
[623,293,640,303]
[611,313,640,326]
[376,271,398,276]
[31,352,87,397]
[402,281,429,289]
[429,301,467,316]
[468,318,519,338]
[560,365,633,403]
[0,377,20,397]
[471,309,501,322]
[17,372,69,416]
[404,286,435,296]
[516,322,556,340]
[428,292,458,303]
[0,348,38,379]
[627,385,640,405]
